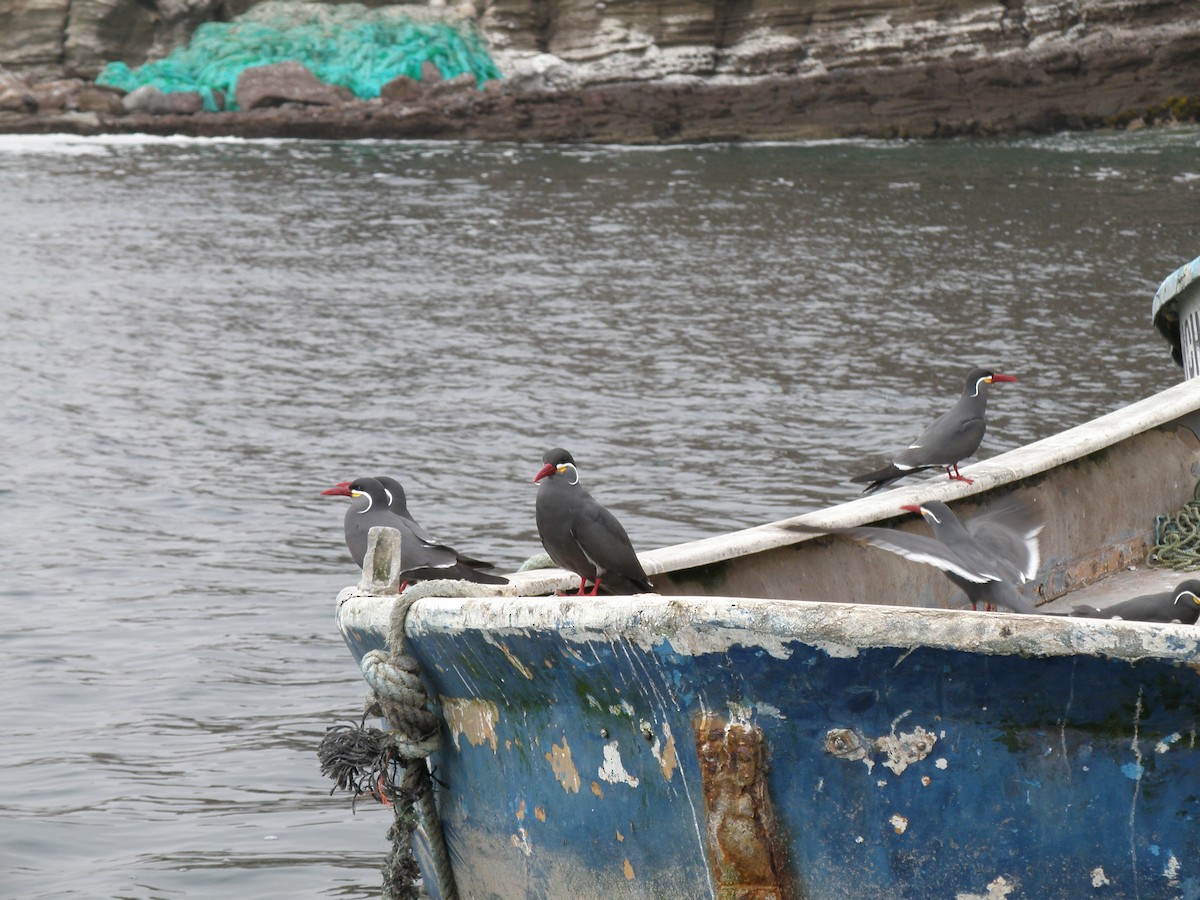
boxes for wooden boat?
[336,258,1200,899]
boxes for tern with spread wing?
[808,497,1043,614]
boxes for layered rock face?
[0,0,1198,140]
[0,0,416,77]
[0,0,225,77]
[480,0,1192,85]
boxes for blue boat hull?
[341,598,1200,899]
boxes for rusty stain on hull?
[695,715,799,900]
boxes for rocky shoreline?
[3,69,1199,145]
[2,0,1199,144]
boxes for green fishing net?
[97,1,501,112]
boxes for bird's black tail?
[849,464,905,494]
[850,463,942,494]
[599,572,655,595]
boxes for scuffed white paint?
[400,586,1200,671]
[598,741,640,788]
[824,728,874,773]
[877,724,938,776]
[756,700,785,718]
[1164,853,1181,884]
[1091,866,1110,887]
[812,640,861,659]
[511,827,532,857]
[727,699,785,720]
[1128,687,1145,885]
[826,718,937,776]
[889,814,908,834]
[727,702,753,725]
[955,875,1015,899]
[662,620,796,660]
[936,758,949,770]
[727,700,785,722]
[1155,732,1182,754]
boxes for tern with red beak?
[826,497,1043,614]
[852,367,1018,494]
[533,448,653,596]
[321,476,506,586]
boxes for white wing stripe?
[858,535,999,584]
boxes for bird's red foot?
[946,464,974,484]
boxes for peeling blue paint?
[340,616,1200,899]
[1123,762,1146,780]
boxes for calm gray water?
[2,128,1198,897]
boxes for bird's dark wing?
[397,513,497,571]
[573,503,652,590]
[895,408,985,469]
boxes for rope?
[1148,481,1200,571]
[319,573,507,900]
[516,551,555,572]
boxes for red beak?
[991,373,1018,383]
[320,481,353,497]
[533,463,555,484]
[900,504,923,514]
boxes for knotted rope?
[1148,481,1200,571]
[319,526,508,900]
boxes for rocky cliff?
[1,0,1198,141]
